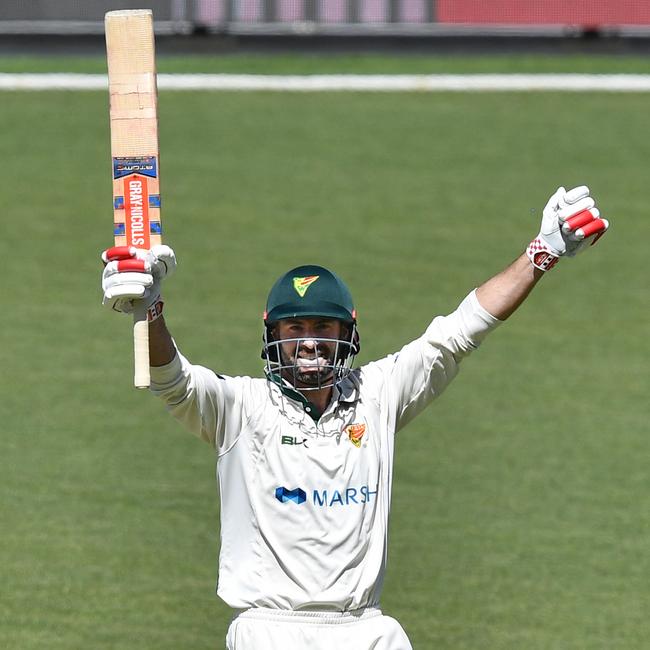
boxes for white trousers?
[226,607,413,650]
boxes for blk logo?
[281,435,308,447]
[275,487,306,504]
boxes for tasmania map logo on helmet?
[262,265,360,391]
[292,275,319,297]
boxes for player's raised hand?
[527,186,609,271]
[101,244,176,318]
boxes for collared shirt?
[150,290,500,611]
[264,373,325,421]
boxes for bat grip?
[133,302,150,389]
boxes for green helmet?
[262,265,360,389]
[264,264,356,324]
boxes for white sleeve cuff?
[149,350,184,389]
[462,288,502,344]
[424,289,502,358]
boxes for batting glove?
[101,244,176,319]
[527,186,609,271]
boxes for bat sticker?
[113,156,158,179]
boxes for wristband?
[146,299,164,322]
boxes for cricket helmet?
[262,264,360,389]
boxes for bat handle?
[133,302,150,389]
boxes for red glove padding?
[101,245,175,317]
[561,210,609,245]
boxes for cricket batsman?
[101,186,609,649]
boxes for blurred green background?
[1,54,648,649]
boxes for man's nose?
[301,337,317,350]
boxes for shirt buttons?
[305,407,311,413]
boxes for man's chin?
[292,369,334,389]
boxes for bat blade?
[105,9,162,389]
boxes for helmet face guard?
[263,327,359,391]
[261,265,360,390]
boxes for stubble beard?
[283,347,336,389]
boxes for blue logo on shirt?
[313,485,378,507]
[274,485,378,507]
[275,487,307,504]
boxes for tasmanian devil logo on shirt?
[345,423,366,447]
[293,275,319,297]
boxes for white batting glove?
[527,186,609,271]
[101,244,176,319]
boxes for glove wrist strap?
[527,238,559,271]
[146,299,164,322]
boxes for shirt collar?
[266,371,361,420]
[266,372,323,421]
[333,371,361,404]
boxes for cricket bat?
[105,9,162,389]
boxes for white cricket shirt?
[150,290,500,611]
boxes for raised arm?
[477,185,609,321]
[148,315,176,366]
[475,253,542,321]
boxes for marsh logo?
[274,485,378,507]
[313,485,377,507]
[275,487,306,504]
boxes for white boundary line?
[2,73,650,91]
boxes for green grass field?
[2,52,650,73]
[1,53,648,649]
